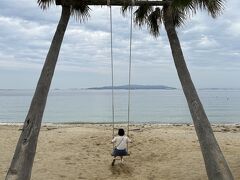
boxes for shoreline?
[0,122,239,126]
[0,122,239,134]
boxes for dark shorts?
[112,148,128,156]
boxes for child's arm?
[111,137,116,143]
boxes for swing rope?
[127,2,134,144]
[109,0,134,150]
[108,0,115,144]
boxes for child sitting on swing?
[111,128,131,166]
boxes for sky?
[0,0,239,89]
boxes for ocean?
[0,89,239,124]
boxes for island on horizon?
[86,84,176,90]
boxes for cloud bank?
[0,0,239,88]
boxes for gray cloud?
[0,0,239,88]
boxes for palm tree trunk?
[163,7,234,180]
[5,6,71,180]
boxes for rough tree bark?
[163,6,234,180]
[5,6,71,180]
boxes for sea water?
[0,89,239,124]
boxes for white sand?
[0,124,239,180]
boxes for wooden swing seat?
[111,153,130,156]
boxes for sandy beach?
[0,123,239,180]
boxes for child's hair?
[118,128,125,136]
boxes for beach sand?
[0,124,239,180]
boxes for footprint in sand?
[59,174,67,178]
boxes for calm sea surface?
[0,89,239,124]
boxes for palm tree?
[5,1,90,179]
[129,0,234,179]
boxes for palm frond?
[172,0,197,15]
[195,0,224,18]
[168,0,224,28]
[172,0,194,8]
[37,0,55,10]
[173,9,188,27]
[71,4,91,22]
[170,6,188,27]
[121,5,131,16]
[147,7,162,37]
[163,1,193,28]
[134,4,153,27]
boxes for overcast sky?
[0,0,239,89]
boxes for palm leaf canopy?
[131,0,225,37]
[37,0,90,21]
[37,0,224,36]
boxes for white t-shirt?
[112,136,131,150]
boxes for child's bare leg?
[112,156,116,166]
[120,156,124,163]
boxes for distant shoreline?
[1,88,240,91]
[87,84,176,90]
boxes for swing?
[108,0,134,157]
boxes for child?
[111,128,131,166]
